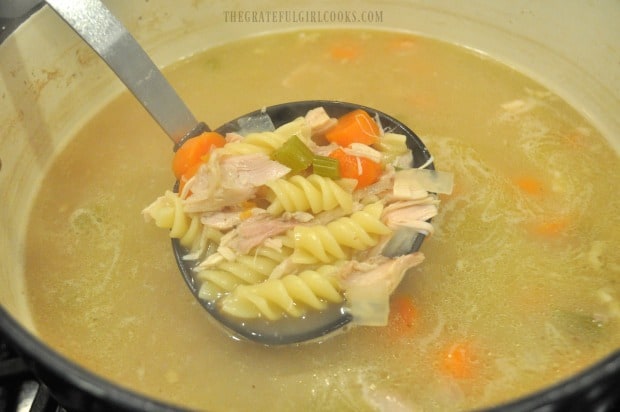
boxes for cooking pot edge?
[2,304,620,412]
[0,305,188,412]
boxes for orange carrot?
[388,295,417,335]
[514,176,544,195]
[530,216,570,237]
[441,342,475,379]
[325,109,380,147]
[329,148,382,189]
[172,131,225,180]
[330,43,362,61]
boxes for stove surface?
[0,338,66,412]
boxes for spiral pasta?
[291,202,392,264]
[142,190,221,255]
[142,190,186,232]
[218,265,343,320]
[219,117,312,156]
[218,131,289,156]
[266,174,354,215]
[197,244,293,301]
[273,116,312,141]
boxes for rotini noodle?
[291,202,391,264]
[272,117,312,141]
[143,191,187,233]
[197,244,293,301]
[178,216,202,248]
[183,226,223,260]
[142,190,222,256]
[218,117,312,156]
[266,174,354,215]
[219,266,343,320]
[218,131,289,156]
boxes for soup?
[24,29,620,411]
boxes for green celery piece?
[271,135,313,173]
[312,155,341,179]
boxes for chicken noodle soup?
[142,106,450,329]
[25,29,620,411]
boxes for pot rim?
[0,305,186,412]
[2,304,620,411]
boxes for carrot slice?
[441,342,475,379]
[329,148,382,189]
[530,216,570,237]
[388,295,417,336]
[172,131,225,179]
[330,43,362,61]
[325,109,380,147]
[514,176,544,195]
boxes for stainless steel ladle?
[46,0,433,345]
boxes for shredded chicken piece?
[304,106,337,136]
[201,211,243,231]
[268,257,299,280]
[340,253,422,290]
[183,152,290,214]
[382,202,438,233]
[343,143,383,163]
[341,253,426,326]
[224,132,244,143]
[353,167,395,202]
[220,213,299,255]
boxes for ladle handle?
[45,0,201,144]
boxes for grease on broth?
[25,29,620,411]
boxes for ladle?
[46,0,434,345]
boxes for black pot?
[2,305,620,411]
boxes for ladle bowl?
[174,100,433,345]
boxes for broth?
[25,29,620,411]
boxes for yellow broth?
[25,29,620,411]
